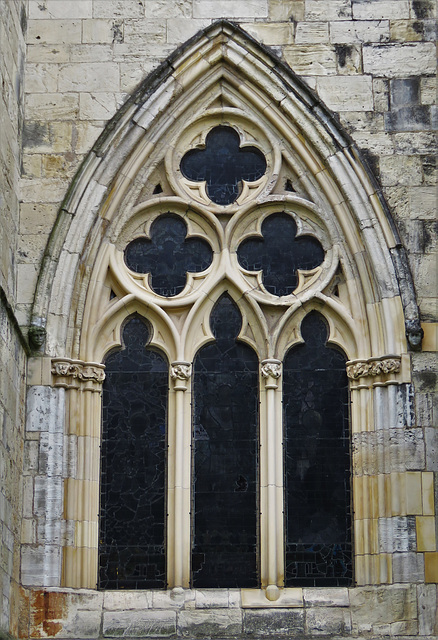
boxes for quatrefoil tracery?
[180,126,267,206]
[237,213,325,297]
[124,214,212,297]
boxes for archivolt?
[30,20,420,359]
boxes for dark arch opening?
[283,311,352,586]
[192,294,259,587]
[99,316,168,589]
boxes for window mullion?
[260,359,284,598]
[168,362,192,588]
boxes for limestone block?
[22,155,42,178]
[421,77,437,105]
[69,44,114,63]
[244,608,304,636]
[178,609,242,637]
[26,92,79,121]
[26,386,65,433]
[335,43,362,73]
[167,19,212,45]
[416,516,437,552]
[418,585,437,634]
[146,1,192,19]
[39,431,64,476]
[82,19,123,44]
[353,0,410,19]
[29,0,93,19]
[379,154,423,186]
[120,61,161,93]
[245,23,295,45]
[316,76,373,111]
[75,122,105,154]
[293,22,327,44]
[54,609,102,638]
[303,587,349,607]
[25,63,58,93]
[194,589,230,608]
[393,552,425,582]
[193,0,268,19]
[21,519,36,545]
[283,45,337,75]
[363,43,436,77]
[151,589,188,609]
[23,122,73,154]
[330,20,390,44]
[391,19,437,42]
[79,93,120,121]
[27,44,70,64]
[93,0,146,18]
[412,253,438,299]
[350,585,417,629]
[378,516,417,553]
[305,607,352,635]
[23,440,39,473]
[270,0,304,21]
[425,553,438,583]
[305,0,352,21]
[124,19,167,45]
[394,131,436,155]
[34,476,63,518]
[58,62,120,92]
[21,545,61,586]
[104,591,151,610]
[22,476,34,518]
[425,428,438,471]
[103,609,176,637]
[20,203,58,235]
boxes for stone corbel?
[346,355,401,382]
[51,358,106,392]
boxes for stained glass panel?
[124,214,212,297]
[181,126,266,205]
[237,212,324,296]
[283,312,352,586]
[99,317,168,589]
[192,295,259,587]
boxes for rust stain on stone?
[30,591,66,638]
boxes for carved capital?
[346,356,401,380]
[261,359,282,379]
[170,362,192,381]
[51,358,106,388]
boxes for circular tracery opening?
[180,126,266,205]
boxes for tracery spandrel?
[99,317,168,589]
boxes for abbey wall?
[0,0,437,638]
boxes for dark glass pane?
[181,126,266,205]
[124,214,212,297]
[192,295,259,587]
[284,312,352,586]
[99,317,168,589]
[237,212,324,296]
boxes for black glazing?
[124,214,212,297]
[99,317,168,589]
[180,126,267,205]
[237,213,324,297]
[283,312,352,586]
[192,295,259,588]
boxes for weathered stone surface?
[330,19,390,43]
[417,584,438,635]
[284,44,337,74]
[363,43,436,76]
[243,608,305,636]
[378,516,417,552]
[352,0,410,19]
[305,0,352,21]
[316,76,373,110]
[379,154,423,186]
[393,552,425,583]
[305,607,352,635]
[193,0,268,19]
[303,587,349,607]
[103,610,177,637]
[178,609,242,637]
[350,585,417,632]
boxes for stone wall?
[7,0,438,637]
[0,0,27,634]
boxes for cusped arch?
[31,20,420,361]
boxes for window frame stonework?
[23,23,431,610]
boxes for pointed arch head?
[31,20,421,359]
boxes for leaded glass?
[180,126,266,205]
[99,317,168,589]
[283,312,352,586]
[237,212,324,296]
[124,214,212,297]
[192,295,259,587]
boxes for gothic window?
[93,118,353,593]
